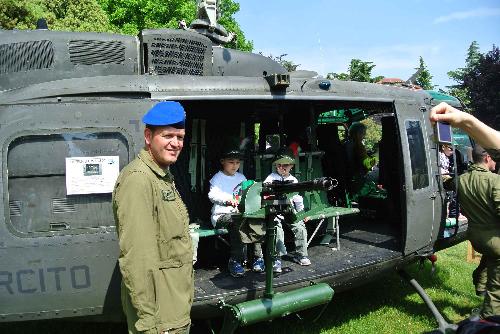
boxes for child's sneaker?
[252,257,265,272]
[273,259,282,273]
[228,258,245,277]
[294,256,311,266]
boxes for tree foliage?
[97,0,252,51]
[414,56,434,90]
[1,0,252,51]
[0,0,111,32]
[446,41,482,106]
[448,41,481,82]
[463,45,500,129]
[263,54,300,72]
[349,59,376,82]
[98,0,196,35]
[327,59,382,83]
[361,117,382,153]
[216,0,252,51]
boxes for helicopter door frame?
[395,101,435,255]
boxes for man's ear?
[144,127,153,146]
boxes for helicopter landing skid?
[398,270,458,334]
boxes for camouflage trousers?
[473,255,500,318]
[216,214,264,263]
[275,220,308,257]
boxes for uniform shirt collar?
[138,148,174,181]
[469,163,490,173]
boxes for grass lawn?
[0,242,482,334]
[236,242,481,334]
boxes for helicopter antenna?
[180,0,235,45]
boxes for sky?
[235,0,500,90]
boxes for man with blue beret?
[113,101,193,334]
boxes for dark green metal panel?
[224,283,333,328]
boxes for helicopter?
[0,1,471,332]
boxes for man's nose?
[168,136,181,147]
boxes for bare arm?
[429,102,500,150]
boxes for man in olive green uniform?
[113,101,193,334]
[458,144,500,318]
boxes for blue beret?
[142,101,185,127]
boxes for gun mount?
[220,177,336,334]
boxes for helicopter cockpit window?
[6,132,129,235]
[405,120,430,190]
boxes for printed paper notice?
[66,156,119,195]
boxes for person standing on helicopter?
[113,101,193,334]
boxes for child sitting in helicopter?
[208,144,265,278]
[263,147,311,273]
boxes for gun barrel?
[262,177,337,195]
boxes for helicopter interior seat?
[252,133,336,243]
[182,116,253,266]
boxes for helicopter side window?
[405,120,429,190]
[6,131,129,235]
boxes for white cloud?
[434,7,500,24]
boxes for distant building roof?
[377,78,404,84]
[376,77,422,90]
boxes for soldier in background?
[458,144,500,318]
[430,102,500,319]
[113,101,193,334]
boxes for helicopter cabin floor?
[192,217,402,304]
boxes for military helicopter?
[0,1,471,332]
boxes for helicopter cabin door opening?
[177,99,406,306]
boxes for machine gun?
[261,177,337,198]
[220,177,336,334]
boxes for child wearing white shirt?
[209,148,265,277]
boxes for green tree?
[349,59,376,82]
[463,45,500,129]
[448,41,481,82]
[263,54,300,72]
[361,117,382,153]
[98,0,252,51]
[414,56,434,90]
[447,41,482,106]
[0,0,111,31]
[1,0,252,51]
[217,0,252,51]
[326,72,349,81]
[98,0,196,34]
[326,59,382,83]
[0,0,42,29]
